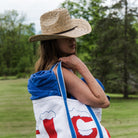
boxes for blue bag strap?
[57,61,103,138]
[50,63,58,71]
[57,62,76,138]
[86,106,103,138]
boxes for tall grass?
[0,79,138,137]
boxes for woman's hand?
[59,55,84,71]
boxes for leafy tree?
[0,10,37,76]
[102,0,138,98]
[61,0,138,98]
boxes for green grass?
[0,76,17,80]
[0,79,35,138]
[0,79,138,137]
[102,94,138,138]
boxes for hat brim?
[29,19,92,42]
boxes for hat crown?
[40,8,74,34]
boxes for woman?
[28,8,110,137]
[33,38,109,107]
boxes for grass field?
[0,79,138,138]
[0,79,35,138]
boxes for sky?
[0,0,65,33]
[0,0,137,33]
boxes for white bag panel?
[32,96,102,138]
[33,96,72,138]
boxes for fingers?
[58,55,83,71]
[58,57,71,68]
[58,55,73,63]
[58,57,66,62]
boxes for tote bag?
[32,62,111,138]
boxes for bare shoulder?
[53,66,77,79]
[53,66,82,89]
[61,67,80,82]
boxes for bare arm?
[54,55,110,108]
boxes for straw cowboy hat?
[29,8,92,42]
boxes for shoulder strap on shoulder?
[57,62,76,137]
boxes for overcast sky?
[0,0,65,33]
[0,0,137,33]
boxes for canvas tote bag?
[32,62,111,138]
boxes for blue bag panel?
[27,70,61,100]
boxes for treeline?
[61,0,138,98]
[0,0,138,98]
[0,10,38,77]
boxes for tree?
[0,10,37,76]
[105,0,138,98]
[61,0,138,97]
